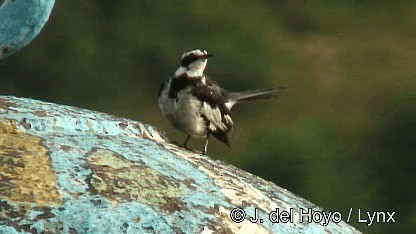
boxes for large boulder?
[0,96,360,233]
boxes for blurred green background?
[1,0,415,233]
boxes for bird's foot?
[170,140,206,154]
[171,141,193,151]
[181,144,192,151]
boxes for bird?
[158,49,285,154]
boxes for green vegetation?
[1,1,414,233]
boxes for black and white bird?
[158,49,285,154]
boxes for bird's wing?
[193,83,234,146]
[205,75,227,95]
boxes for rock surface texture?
[0,96,361,233]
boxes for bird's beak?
[202,53,213,59]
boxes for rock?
[0,0,55,59]
[0,96,361,233]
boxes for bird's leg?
[181,135,191,149]
[203,133,210,155]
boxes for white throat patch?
[174,62,206,78]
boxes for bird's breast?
[159,86,207,138]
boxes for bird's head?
[174,49,213,78]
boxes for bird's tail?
[226,86,286,109]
